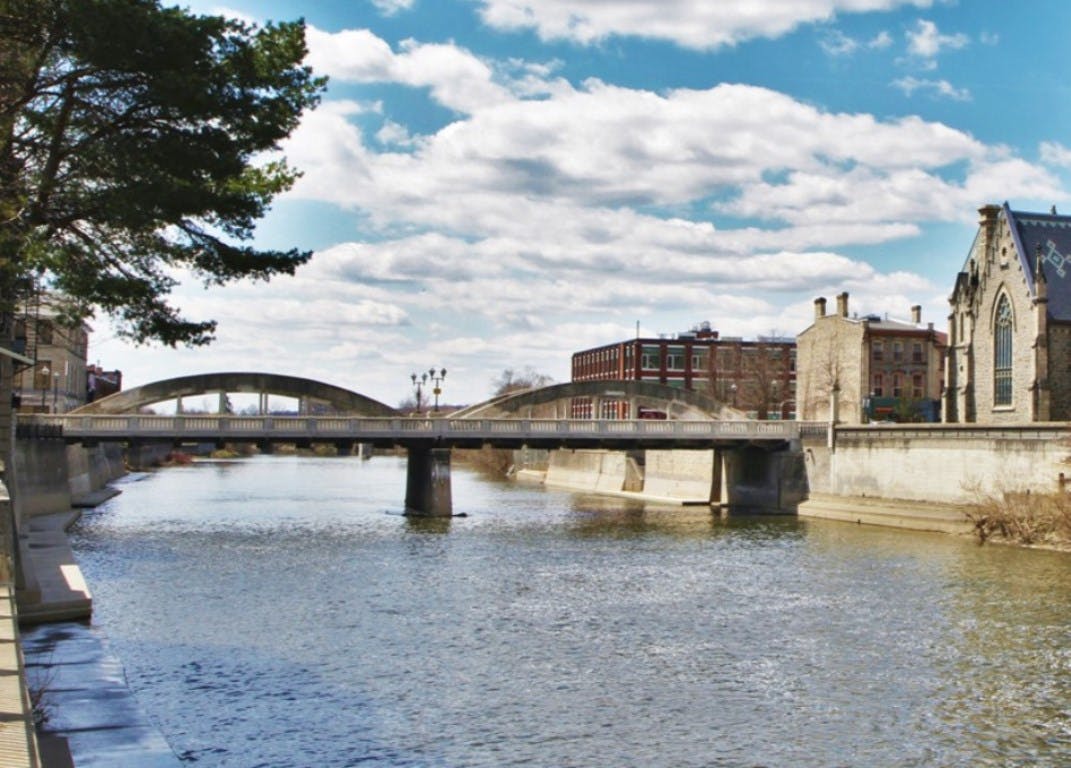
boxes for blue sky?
[94,0,1071,407]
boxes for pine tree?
[0,0,325,582]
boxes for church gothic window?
[994,295,1013,406]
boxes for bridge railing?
[23,414,810,442]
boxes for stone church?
[945,203,1071,423]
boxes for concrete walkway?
[0,583,41,767]
[17,512,93,626]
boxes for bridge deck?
[24,415,808,449]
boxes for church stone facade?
[945,203,1071,423]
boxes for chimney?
[978,204,1001,259]
[836,292,849,318]
[911,305,921,324]
[814,297,827,320]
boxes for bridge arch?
[451,380,741,420]
[71,372,398,416]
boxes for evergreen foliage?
[0,0,325,344]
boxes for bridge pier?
[404,446,453,516]
[334,440,354,456]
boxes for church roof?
[1006,202,1071,321]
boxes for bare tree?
[739,341,792,419]
[491,367,553,396]
[799,334,843,421]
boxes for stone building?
[13,297,90,413]
[945,203,1071,423]
[796,292,946,423]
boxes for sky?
[90,0,1071,408]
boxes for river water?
[29,455,1071,766]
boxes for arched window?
[994,295,1013,406]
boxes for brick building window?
[912,342,923,363]
[994,294,1013,406]
[892,373,903,398]
[872,373,883,397]
[872,342,883,361]
[893,342,903,362]
[912,373,923,399]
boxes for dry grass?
[964,489,1071,546]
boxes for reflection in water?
[47,455,1071,767]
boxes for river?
[23,455,1071,766]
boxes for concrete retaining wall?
[12,440,127,519]
[545,450,632,493]
[643,450,714,502]
[543,446,805,509]
[532,426,1068,520]
[804,425,1069,504]
[67,444,125,502]
[13,439,72,519]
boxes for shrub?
[964,489,1071,545]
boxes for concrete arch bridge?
[36,374,804,516]
[450,380,741,421]
[74,372,398,417]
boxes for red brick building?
[571,322,796,419]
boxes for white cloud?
[375,119,417,147]
[476,0,934,49]
[1041,141,1071,169]
[869,30,893,49]
[892,76,970,101]
[95,25,1067,406]
[370,0,414,15]
[905,19,968,61]
[820,28,893,56]
[820,29,859,56]
[304,27,560,114]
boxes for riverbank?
[797,493,974,535]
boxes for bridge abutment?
[405,446,453,516]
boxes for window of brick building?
[912,373,923,399]
[912,342,923,363]
[892,372,903,398]
[872,342,883,362]
[872,373,883,397]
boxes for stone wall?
[545,449,634,494]
[804,424,1069,503]
[1048,324,1071,420]
[12,440,126,519]
[642,450,715,501]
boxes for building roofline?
[1004,201,1037,297]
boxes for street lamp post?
[39,365,51,413]
[428,368,446,412]
[410,372,427,415]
